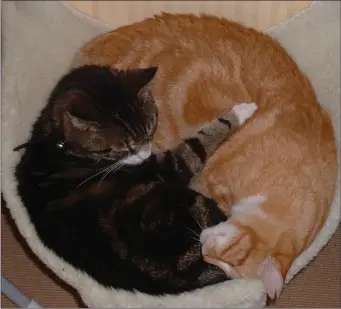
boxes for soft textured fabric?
[3,215,339,308]
[1,1,340,307]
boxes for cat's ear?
[123,67,158,92]
[57,90,101,132]
[65,112,100,132]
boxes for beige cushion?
[2,1,339,307]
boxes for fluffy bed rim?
[2,1,339,307]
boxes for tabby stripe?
[175,155,194,182]
[185,138,206,163]
[164,152,178,171]
[112,117,137,139]
[163,152,191,181]
[218,118,232,128]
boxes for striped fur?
[165,104,253,183]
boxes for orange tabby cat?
[73,13,337,299]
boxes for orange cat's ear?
[261,256,284,300]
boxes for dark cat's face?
[51,65,158,165]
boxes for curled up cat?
[15,65,258,295]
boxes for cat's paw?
[232,102,258,125]
[200,221,239,244]
[261,256,284,300]
[200,222,241,276]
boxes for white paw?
[200,221,240,244]
[261,256,284,299]
[232,102,258,125]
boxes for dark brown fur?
[15,65,256,295]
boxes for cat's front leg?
[200,196,285,300]
[164,103,258,183]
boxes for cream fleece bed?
[1,1,340,308]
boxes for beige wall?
[66,1,310,31]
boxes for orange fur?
[74,13,337,298]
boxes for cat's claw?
[261,256,284,300]
[232,102,258,125]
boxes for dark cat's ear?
[57,90,101,132]
[122,67,158,93]
[65,112,100,132]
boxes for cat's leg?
[200,195,288,300]
[159,102,258,183]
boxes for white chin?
[122,157,146,166]
[122,149,152,166]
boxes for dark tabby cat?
[15,65,257,295]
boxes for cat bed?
[2,1,340,308]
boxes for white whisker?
[97,166,118,187]
[77,165,112,187]
[97,162,124,187]
[77,160,124,188]
[184,225,200,238]
[186,235,200,243]
[94,158,102,165]
[192,214,203,231]
[186,204,203,231]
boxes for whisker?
[193,214,203,231]
[97,162,124,187]
[185,204,203,231]
[94,158,102,165]
[184,226,200,238]
[186,235,200,243]
[77,165,112,187]
[78,160,124,187]
[97,167,116,187]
